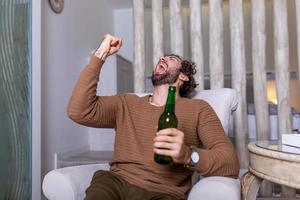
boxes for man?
[67,34,239,200]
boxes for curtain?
[0,0,32,199]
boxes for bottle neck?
[164,103,175,113]
[164,87,176,113]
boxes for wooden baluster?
[189,0,204,90]
[152,0,164,68]
[273,0,295,197]
[169,0,184,56]
[229,0,249,170]
[133,0,145,93]
[209,0,224,89]
[252,0,272,197]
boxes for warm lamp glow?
[267,81,277,104]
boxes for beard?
[151,68,180,86]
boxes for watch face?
[191,151,200,163]
[49,0,64,13]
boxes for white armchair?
[42,88,241,200]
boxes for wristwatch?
[184,145,200,170]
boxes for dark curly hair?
[168,54,198,97]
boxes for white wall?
[114,8,134,61]
[88,56,117,151]
[88,8,134,151]
[42,0,116,175]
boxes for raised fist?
[94,34,123,61]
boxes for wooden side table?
[241,141,300,200]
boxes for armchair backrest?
[191,88,238,135]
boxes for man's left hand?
[153,128,191,164]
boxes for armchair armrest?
[188,176,241,200]
[42,163,109,200]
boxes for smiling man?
[67,34,239,200]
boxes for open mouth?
[155,62,167,75]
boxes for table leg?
[241,171,263,200]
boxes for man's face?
[151,55,182,86]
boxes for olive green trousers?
[85,170,183,200]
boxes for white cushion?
[191,88,238,134]
[188,176,241,200]
[42,164,109,200]
[43,165,241,200]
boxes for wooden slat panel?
[229,0,248,169]
[252,3,272,193]
[133,0,145,93]
[209,0,224,89]
[252,2,273,194]
[252,1,272,195]
[169,0,184,56]
[273,0,295,197]
[252,0,270,141]
[273,0,292,146]
[189,0,204,90]
[152,0,163,68]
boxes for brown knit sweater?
[67,56,240,199]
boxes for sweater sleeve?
[194,101,240,178]
[67,56,121,128]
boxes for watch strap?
[184,145,199,170]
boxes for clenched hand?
[94,34,122,61]
[153,128,191,164]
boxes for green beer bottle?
[154,86,178,165]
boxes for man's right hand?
[94,34,123,61]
